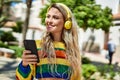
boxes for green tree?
[0,0,21,27]
[39,0,113,32]
[39,0,113,49]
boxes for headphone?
[57,3,72,29]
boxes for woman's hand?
[22,50,38,67]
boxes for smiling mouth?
[46,25,54,30]
[47,25,56,28]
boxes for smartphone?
[23,40,39,63]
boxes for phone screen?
[23,40,39,62]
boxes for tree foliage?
[0,0,21,27]
[39,0,113,32]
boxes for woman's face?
[45,7,64,34]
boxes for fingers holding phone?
[22,50,38,67]
[23,40,39,63]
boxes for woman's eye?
[46,15,50,18]
[53,15,59,19]
[53,16,59,19]
[46,15,59,19]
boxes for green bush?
[1,31,16,42]
[0,41,9,48]
[82,64,98,79]
[82,56,91,64]
[97,64,116,79]
[11,21,23,33]
[9,46,24,58]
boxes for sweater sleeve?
[16,61,36,80]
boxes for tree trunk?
[0,0,4,27]
[41,0,44,5]
[22,0,32,40]
[103,31,109,50]
[0,0,4,17]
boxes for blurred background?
[0,0,120,80]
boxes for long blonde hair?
[41,3,81,79]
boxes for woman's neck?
[52,33,62,42]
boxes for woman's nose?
[47,17,53,23]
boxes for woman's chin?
[47,29,53,32]
[47,28,55,32]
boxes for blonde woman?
[16,3,81,80]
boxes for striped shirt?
[16,40,75,80]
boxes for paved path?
[0,57,21,80]
[83,45,120,66]
[84,52,120,66]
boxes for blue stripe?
[18,61,31,78]
[36,72,69,79]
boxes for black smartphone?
[23,40,39,63]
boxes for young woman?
[16,3,81,80]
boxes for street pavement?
[83,45,120,66]
[0,57,21,80]
[83,52,120,66]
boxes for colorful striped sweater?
[16,40,79,80]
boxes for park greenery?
[39,0,113,50]
[0,0,113,46]
[39,0,113,32]
[0,0,21,27]
[0,0,119,79]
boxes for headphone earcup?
[64,20,72,29]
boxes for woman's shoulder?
[35,40,42,48]
[35,40,42,43]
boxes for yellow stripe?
[16,68,33,80]
[35,40,66,49]
[35,40,42,48]
[53,41,65,49]
[37,58,70,66]
[30,64,36,78]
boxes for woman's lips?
[47,25,55,30]
[47,25,56,28]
